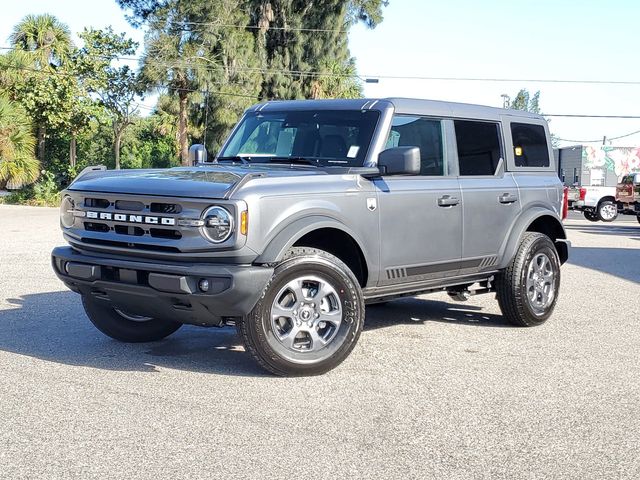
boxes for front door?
[375,116,462,286]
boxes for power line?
[556,129,640,144]
[168,21,349,34]
[4,45,640,86]
[2,63,640,121]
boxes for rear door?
[455,119,522,274]
[375,116,463,286]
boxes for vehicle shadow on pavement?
[0,291,267,377]
[564,223,640,238]
[568,246,640,284]
[365,297,510,330]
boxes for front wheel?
[597,200,618,222]
[238,247,365,376]
[496,232,561,327]
[81,296,182,342]
[583,210,599,222]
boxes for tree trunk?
[114,130,122,170]
[37,125,46,165]
[69,134,77,168]
[178,90,189,166]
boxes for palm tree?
[10,14,72,68]
[141,34,210,166]
[9,14,72,162]
[0,95,40,188]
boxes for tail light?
[562,186,569,220]
[579,187,587,201]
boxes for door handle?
[438,195,460,207]
[499,193,518,204]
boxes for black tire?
[496,232,561,327]
[237,247,365,376]
[81,295,182,342]
[597,200,618,222]
[637,214,640,225]
[583,210,599,222]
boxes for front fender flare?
[254,215,370,268]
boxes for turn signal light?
[240,210,248,235]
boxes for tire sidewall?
[517,236,561,324]
[245,251,364,375]
[598,201,618,222]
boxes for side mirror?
[189,144,208,165]
[377,146,420,175]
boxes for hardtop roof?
[248,97,544,122]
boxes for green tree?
[0,94,40,188]
[8,14,73,162]
[310,58,362,99]
[510,89,541,114]
[77,28,142,170]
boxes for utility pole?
[500,94,510,109]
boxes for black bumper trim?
[52,246,273,326]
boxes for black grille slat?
[149,228,182,239]
[84,222,109,232]
[80,238,180,253]
[150,202,182,214]
[115,200,145,211]
[114,225,145,236]
[85,198,110,209]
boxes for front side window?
[219,110,380,167]
[386,116,445,176]
[454,120,502,176]
[511,123,550,167]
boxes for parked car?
[52,98,570,376]
[616,172,640,223]
[569,185,618,222]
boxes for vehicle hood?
[67,164,328,199]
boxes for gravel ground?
[0,205,638,480]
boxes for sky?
[1,0,639,148]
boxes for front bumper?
[52,246,273,326]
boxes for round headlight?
[60,196,75,228]
[201,206,234,243]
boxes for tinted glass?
[454,120,502,175]
[219,110,379,167]
[511,123,550,167]
[386,116,445,176]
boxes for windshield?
[218,110,380,167]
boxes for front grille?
[80,238,181,253]
[65,191,241,256]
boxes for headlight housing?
[200,206,234,243]
[60,196,75,228]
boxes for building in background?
[555,145,640,187]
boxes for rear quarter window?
[511,123,550,168]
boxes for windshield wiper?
[216,155,252,164]
[267,156,319,166]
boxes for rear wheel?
[238,247,364,376]
[496,232,561,327]
[583,210,599,222]
[597,200,618,222]
[81,295,182,342]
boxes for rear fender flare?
[498,208,568,268]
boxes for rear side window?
[511,123,550,167]
[386,116,445,176]
[454,120,502,176]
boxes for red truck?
[616,172,640,223]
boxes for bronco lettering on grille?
[85,211,176,226]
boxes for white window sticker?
[347,146,360,158]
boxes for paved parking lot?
[0,205,638,479]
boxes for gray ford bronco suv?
[52,98,570,376]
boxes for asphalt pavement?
[0,205,638,479]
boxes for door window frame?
[501,116,555,173]
[450,118,506,178]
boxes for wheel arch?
[254,216,371,287]
[499,209,569,268]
